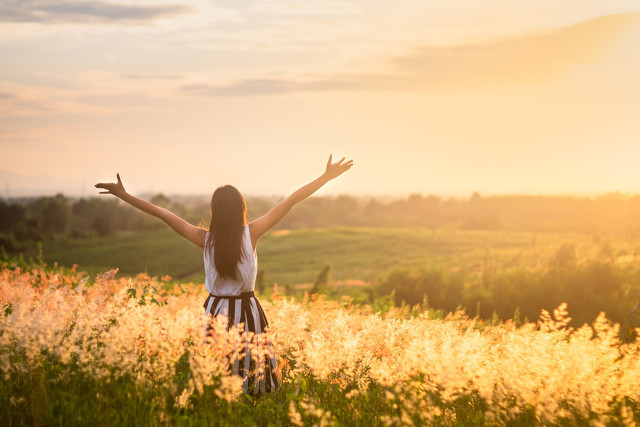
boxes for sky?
[1,0,639,198]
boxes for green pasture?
[37,227,634,288]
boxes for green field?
[38,226,631,288]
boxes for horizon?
[3,174,640,202]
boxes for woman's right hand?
[323,154,354,180]
[95,173,127,198]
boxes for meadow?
[35,226,620,288]
[1,260,639,426]
[34,226,640,326]
[4,196,640,424]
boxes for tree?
[0,201,25,232]
[30,194,70,235]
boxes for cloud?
[0,72,184,118]
[182,75,392,96]
[390,11,640,90]
[0,0,191,24]
[181,12,640,96]
[120,73,183,80]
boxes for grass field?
[38,226,634,287]
[2,263,639,425]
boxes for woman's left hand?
[323,154,354,180]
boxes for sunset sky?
[1,1,639,198]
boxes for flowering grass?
[1,262,639,426]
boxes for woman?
[95,155,354,394]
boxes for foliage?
[1,263,640,425]
[380,258,638,327]
[28,193,71,235]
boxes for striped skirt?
[203,291,279,395]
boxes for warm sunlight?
[1,1,639,196]
[3,3,640,424]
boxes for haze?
[1,1,639,197]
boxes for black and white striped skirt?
[203,291,279,395]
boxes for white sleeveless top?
[204,225,257,296]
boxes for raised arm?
[249,155,354,248]
[95,174,207,248]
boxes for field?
[6,227,640,424]
[37,226,629,287]
[1,261,639,425]
[32,227,640,327]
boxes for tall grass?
[1,263,639,425]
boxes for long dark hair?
[206,185,247,279]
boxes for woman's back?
[202,224,277,395]
[204,225,257,296]
[95,155,353,395]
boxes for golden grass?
[1,265,639,425]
